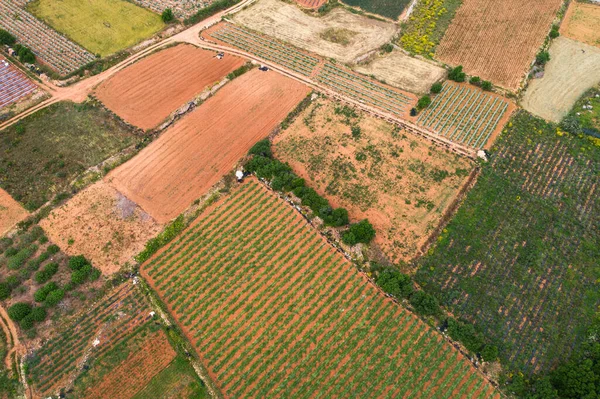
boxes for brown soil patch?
[561,2,600,48]
[39,181,161,275]
[0,188,28,237]
[273,98,473,264]
[295,0,326,9]
[435,0,562,91]
[355,50,446,94]
[94,44,245,131]
[106,69,310,224]
[232,0,398,63]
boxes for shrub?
[448,66,466,82]
[0,282,11,300]
[377,269,414,299]
[249,139,273,158]
[549,26,560,39]
[319,207,349,227]
[0,29,16,46]
[560,115,582,135]
[30,307,47,322]
[536,51,550,66]
[45,289,65,307]
[20,315,34,330]
[430,82,442,94]
[481,81,493,91]
[481,345,499,362]
[34,262,59,284]
[16,45,35,64]
[409,291,439,316]
[5,276,20,289]
[351,125,361,139]
[161,8,175,22]
[71,265,92,285]
[34,282,59,302]
[185,0,242,25]
[89,268,102,281]
[68,255,90,271]
[447,318,484,353]
[8,302,32,322]
[381,43,394,53]
[8,244,37,270]
[46,245,60,255]
[227,63,252,80]
[342,220,375,246]
[469,76,480,85]
[417,95,432,111]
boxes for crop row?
[142,180,497,398]
[416,82,509,149]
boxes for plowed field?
[141,179,499,398]
[107,70,309,223]
[435,0,562,91]
[560,2,600,48]
[0,188,28,236]
[95,44,245,130]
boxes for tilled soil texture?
[435,0,562,91]
[560,2,600,48]
[522,37,600,123]
[107,69,310,224]
[294,0,326,9]
[140,179,499,398]
[95,44,245,131]
[231,0,398,64]
[39,181,161,275]
[355,50,446,94]
[274,98,473,264]
[0,188,28,236]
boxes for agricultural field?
[0,101,138,211]
[522,37,600,123]
[435,0,562,90]
[95,45,245,131]
[294,0,326,9]
[0,189,28,237]
[416,111,600,374]
[273,97,474,263]
[130,0,211,19]
[0,57,38,111]
[231,0,397,63]
[341,0,411,20]
[39,181,162,275]
[107,69,309,223]
[27,0,164,57]
[142,179,499,398]
[354,50,447,94]
[414,82,515,149]
[560,1,600,48]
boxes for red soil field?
[294,0,326,9]
[0,188,28,236]
[94,44,245,131]
[107,70,310,224]
[435,0,562,91]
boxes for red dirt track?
[107,69,309,223]
[94,44,245,131]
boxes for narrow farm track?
[141,179,499,398]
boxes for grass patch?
[319,27,357,46]
[132,355,208,399]
[416,111,600,374]
[341,0,411,20]
[27,0,164,57]
[0,102,138,211]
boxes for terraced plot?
[416,82,514,149]
[142,179,499,398]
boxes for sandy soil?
[522,37,600,122]
[435,0,562,91]
[560,2,600,48]
[95,44,245,131]
[231,0,398,63]
[39,181,162,275]
[0,188,28,237]
[107,69,310,224]
[355,50,446,94]
[273,98,473,264]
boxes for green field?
[0,101,137,211]
[28,0,164,57]
[416,111,600,374]
[142,179,498,398]
[341,0,410,20]
[132,356,209,399]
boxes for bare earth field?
[355,50,446,94]
[40,181,162,275]
[435,0,562,91]
[560,1,600,48]
[95,44,245,130]
[107,70,310,224]
[231,0,398,64]
[522,37,600,123]
[274,98,473,264]
[0,189,28,236]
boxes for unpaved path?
[0,305,30,398]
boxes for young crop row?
[416,82,509,149]
[210,24,319,77]
[142,179,498,398]
[27,282,152,395]
[416,112,600,374]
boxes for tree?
[0,282,11,301]
[19,315,34,330]
[560,115,583,135]
[16,45,35,64]
[417,95,432,110]
[376,269,413,299]
[351,125,361,139]
[34,282,59,302]
[8,302,32,322]
[447,318,484,353]
[342,220,375,246]
[551,358,598,398]
[249,139,272,158]
[45,289,65,307]
[381,43,394,53]
[161,8,175,23]
[536,51,550,66]
[481,345,499,362]
[409,291,440,316]
[319,207,349,227]
[549,26,560,39]
[469,76,481,86]
[430,82,443,94]
[448,66,466,82]
[481,81,493,91]
[68,255,90,271]
[30,307,47,322]
[0,29,16,46]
